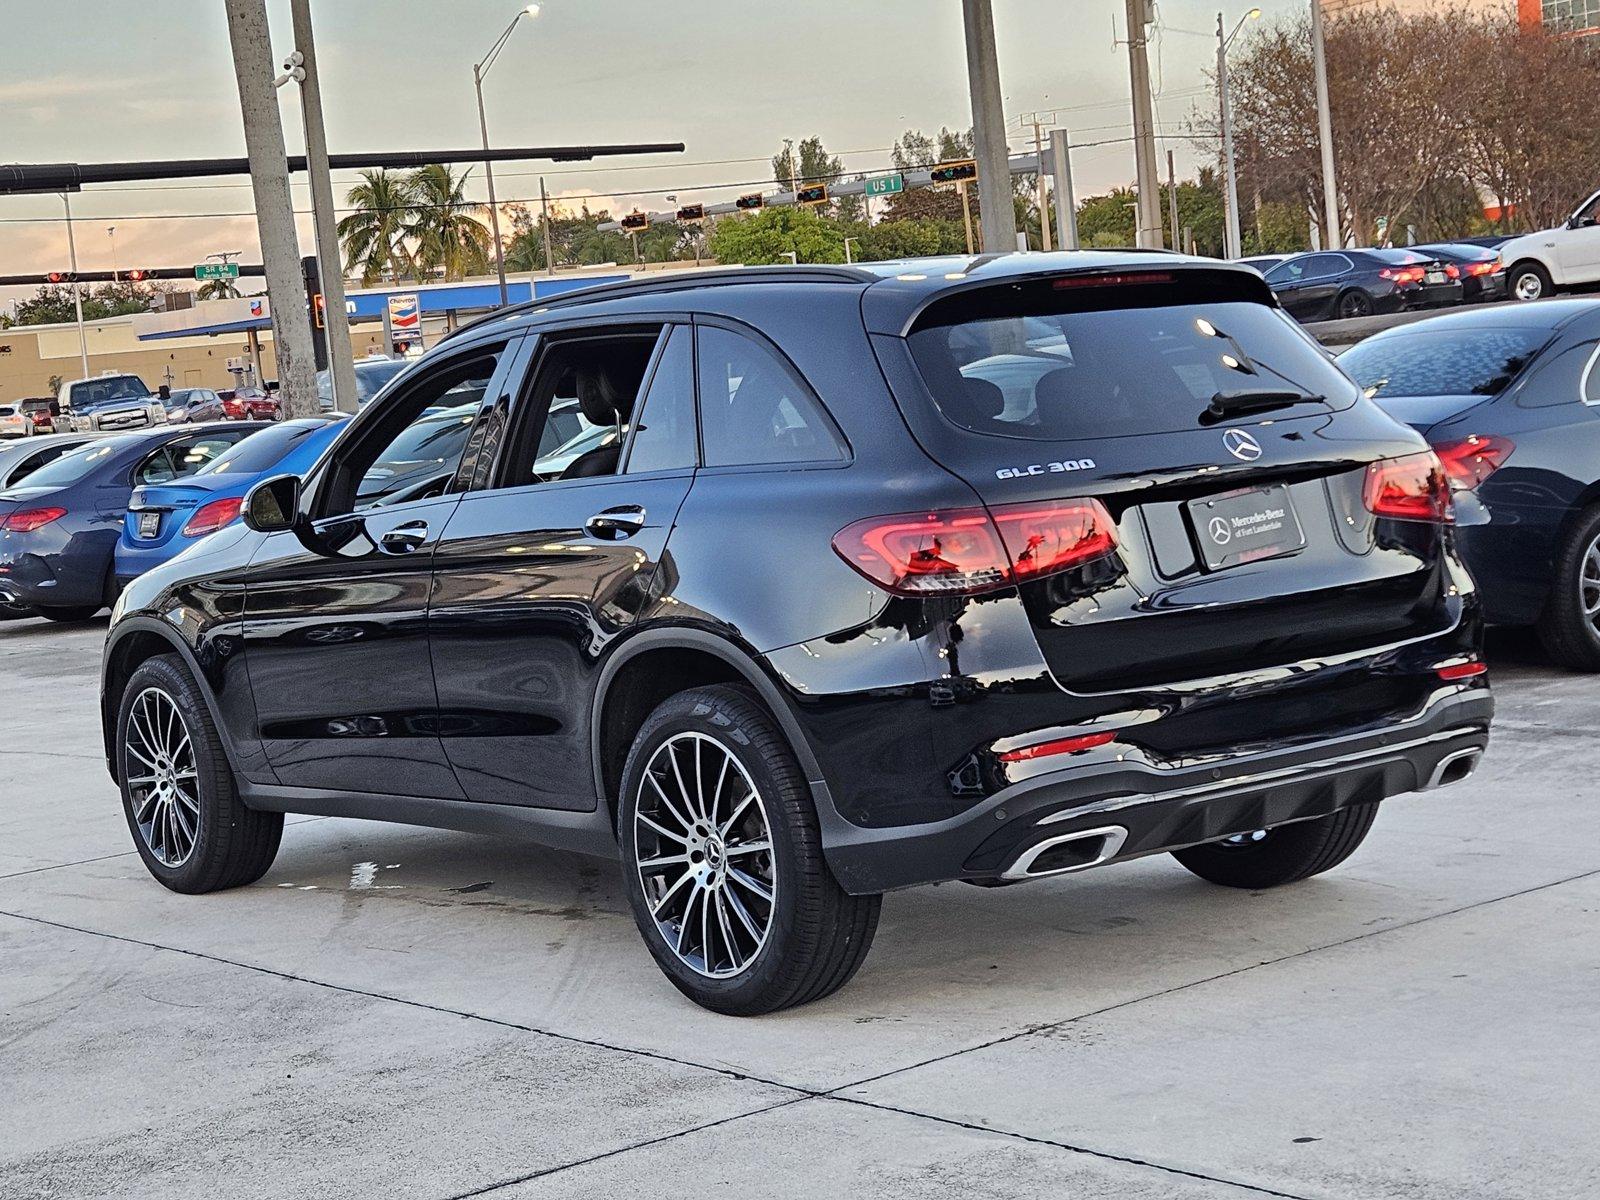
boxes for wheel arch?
[102,617,239,784]
[591,628,828,830]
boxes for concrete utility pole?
[1218,12,1241,258]
[539,177,556,276]
[1167,149,1180,250]
[1050,128,1079,250]
[224,0,318,417]
[1031,119,1052,251]
[61,195,90,381]
[961,0,1018,254]
[289,0,357,415]
[1124,0,1165,248]
[1310,0,1341,248]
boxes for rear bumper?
[820,685,1491,894]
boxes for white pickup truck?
[1500,188,1600,301]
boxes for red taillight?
[1,507,66,533]
[997,729,1118,763]
[1436,660,1487,681]
[1052,272,1173,290]
[1363,452,1454,524]
[1467,259,1500,277]
[1444,264,1461,280]
[833,498,1117,597]
[181,496,243,538]
[1433,434,1513,491]
[1379,266,1424,285]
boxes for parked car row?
[2,253,1588,1014]
[1245,244,1508,322]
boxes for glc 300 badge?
[1223,429,1262,462]
[995,458,1096,480]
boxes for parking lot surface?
[1,618,1594,1200]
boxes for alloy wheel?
[123,686,201,868]
[1583,533,1600,635]
[633,732,776,979]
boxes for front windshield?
[70,378,149,408]
[1340,327,1548,398]
[10,436,140,489]
[196,422,325,476]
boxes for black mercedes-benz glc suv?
[101,253,1492,1014]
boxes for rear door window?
[907,292,1355,441]
[696,326,845,466]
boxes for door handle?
[379,519,429,554]
[585,505,646,541]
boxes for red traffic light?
[124,269,149,282]
[45,271,74,284]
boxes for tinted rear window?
[196,422,324,476]
[907,291,1355,440]
[14,436,141,488]
[1340,327,1548,398]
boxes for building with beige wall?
[1321,0,1594,34]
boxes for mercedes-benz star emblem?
[1223,429,1263,461]
[1208,516,1233,545]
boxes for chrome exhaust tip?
[1421,747,1482,791]
[1000,825,1129,881]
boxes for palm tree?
[406,164,492,281]
[197,277,242,301]
[338,169,418,285]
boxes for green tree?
[407,164,491,281]
[852,219,953,262]
[772,136,863,223]
[1076,188,1139,248]
[707,207,849,265]
[197,276,242,301]
[337,169,418,285]
[7,281,161,326]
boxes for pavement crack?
[438,1097,811,1198]
[827,1095,1320,1200]
[0,906,816,1100]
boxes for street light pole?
[1310,0,1340,249]
[1217,8,1259,260]
[107,225,118,283]
[474,4,539,307]
[62,194,89,381]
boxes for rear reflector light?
[1363,452,1454,523]
[0,507,66,533]
[182,496,243,538]
[997,730,1118,763]
[833,498,1117,597]
[1433,434,1513,490]
[1436,660,1487,681]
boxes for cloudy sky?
[1,0,1306,294]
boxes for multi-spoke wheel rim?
[1582,534,1600,634]
[124,687,200,869]
[633,732,776,979]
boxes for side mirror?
[242,473,301,533]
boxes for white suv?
[1499,187,1600,301]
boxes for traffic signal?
[45,271,76,284]
[124,269,149,282]
[620,211,650,232]
[735,193,764,211]
[313,293,326,329]
[795,184,829,206]
[675,203,705,223]
[929,159,978,184]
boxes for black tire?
[1336,289,1373,319]
[1536,505,1600,672]
[618,684,881,1015]
[1509,261,1553,302]
[116,654,282,894]
[1171,803,1378,889]
[37,605,101,623]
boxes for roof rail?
[439,265,876,344]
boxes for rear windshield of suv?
[906,287,1356,440]
[1338,327,1548,398]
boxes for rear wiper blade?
[1203,389,1326,423]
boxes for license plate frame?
[137,511,161,539]
[1187,483,1306,571]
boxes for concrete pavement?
[1,620,1594,1199]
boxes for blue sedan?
[0,422,263,622]
[115,418,344,588]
